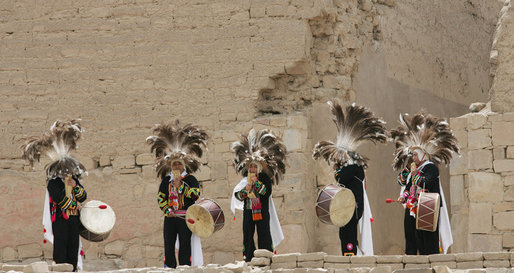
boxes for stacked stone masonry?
[1,251,514,273]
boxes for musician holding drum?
[391,113,459,255]
[313,101,387,256]
[21,120,87,271]
[231,129,286,262]
[147,120,208,268]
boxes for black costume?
[335,164,364,255]
[397,167,418,255]
[47,177,87,271]
[158,174,200,268]
[234,173,273,262]
[411,162,440,255]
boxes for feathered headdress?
[146,120,208,178]
[231,129,287,185]
[313,101,387,168]
[21,119,86,179]
[391,112,459,171]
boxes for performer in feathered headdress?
[146,120,207,268]
[21,119,87,271]
[391,112,458,255]
[230,129,286,262]
[313,101,387,256]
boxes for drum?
[186,198,225,238]
[315,184,355,227]
[416,192,440,232]
[79,200,116,242]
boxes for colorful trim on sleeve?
[254,181,267,196]
[157,192,169,213]
[73,186,87,202]
[57,196,77,210]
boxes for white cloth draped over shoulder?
[399,161,453,254]
[230,177,284,249]
[358,176,373,256]
[171,170,203,266]
[43,190,84,270]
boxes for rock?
[50,263,74,272]
[254,249,273,258]
[250,257,271,267]
[470,102,487,113]
[23,262,49,273]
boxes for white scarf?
[357,176,373,256]
[170,170,203,266]
[43,190,83,270]
[230,177,284,248]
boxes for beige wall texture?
[449,0,514,253]
[0,0,506,267]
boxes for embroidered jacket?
[47,176,87,221]
[234,173,272,210]
[157,174,200,217]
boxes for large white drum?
[315,184,356,227]
[79,200,116,242]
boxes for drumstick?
[385,198,402,204]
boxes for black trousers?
[242,209,272,262]
[339,211,360,255]
[52,216,80,271]
[404,208,418,255]
[416,224,439,255]
[164,217,192,268]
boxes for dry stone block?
[483,260,510,268]
[50,263,74,272]
[457,261,484,269]
[493,211,514,230]
[450,152,467,175]
[404,264,430,269]
[283,129,305,152]
[403,256,429,264]
[466,270,486,273]
[450,117,468,131]
[254,249,273,258]
[468,114,488,129]
[325,256,351,263]
[506,146,514,158]
[492,122,514,145]
[483,252,510,260]
[468,235,503,252]
[493,160,514,172]
[273,253,300,263]
[104,240,125,256]
[271,262,297,269]
[298,261,324,268]
[505,175,514,186]
[468,149,493,170]
[469,203,492,233]
[431,262,456,269]
[273,270,295,273]
[376,256,403,263]
[433,266,452,273]
[112,155,135,169]
[3,264,27,271]
[349,268,371,273]
[99,155,111,166]
[23,261,49,273]
[450,175,465,206]
[350,264,376,268]
[429,254,456,262]
[493,148,505,160]
[2,247,17,261]
[468,129,492,149]
[324,263,351,269]
[307,269,328,273]
[351,256,377,264]
[17,244,42,259]
[136,153,154,165]
[392,269,433,273]
[468,173,503,202]
[223,261,246,273]
[485,269,510,273]
[369,266,393,273]
[298,252,327,262]
[251,257,271,266]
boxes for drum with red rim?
[315,184,355,227]
[416,192,440,232]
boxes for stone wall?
[448,0,514,253]
[0,0,505,266]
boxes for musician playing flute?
[313,101,387,256]
[230,129,286,262]
[147,120,207,268]
[391,112,459,255]
[21,119,87,271]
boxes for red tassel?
[43,228,46,233]
[80,250,84,256]
[233,216,236,221]
[370,218,374,222]
[43,239,47,244]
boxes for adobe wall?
[0,0,505,266]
